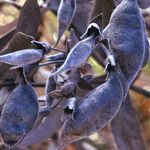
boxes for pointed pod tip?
[10,66,22,70]
[57,133,78,150]
[81,22,101,40]
[31,40,53,54]
[56,136,69,150]
[50,65,67,77]
[56,144,64,150]
[54,37,61,48]
[50,72,58,78]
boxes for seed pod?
[20,107,62,146]
[31,40,65,54]
[114,0,150,9]
[51,23,101,76]
[0,69,38,147]
[81,23,103,40]
[81,14,104,46]
[55,0,76,46]
[89,13,103,31]
[58,67,125,149]
[0,32,36,81]
[31,40,52,54]
[19,68,61,145]
[0,49,44,66]
[60,97,78,121]
[103,0,149,94]
[0,85,16,114]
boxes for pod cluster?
[0,0,149,149]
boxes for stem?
[37,60,64,68]
[130,85,150,98]
[31,83,45,87]
[52,47,67,53]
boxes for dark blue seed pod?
[57,68,125,149]
[0,85,16,114]
[103,0,149,94]
[60,97,78,121]
[0,70,38,147]
[55,0,76,46]
[0,49,43,66]
[51,36,94,76]
[51,23,101,77]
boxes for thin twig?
[130,85,150,98]
[37,60,64,68]
[31,83,45,87]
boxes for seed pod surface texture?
[103,0,148,93]
[56,0,76,45]
[0,49,43,66]
[0,83,38,146]
[58,71,124,149]
[51,35,94,76]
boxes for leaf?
[92,0,115,28]
[89,13,103,31]
[16,0,41,37]
[0,0,41,50]
[72,0,95,35]
[0,28,15,51]
[6,32,35,54]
